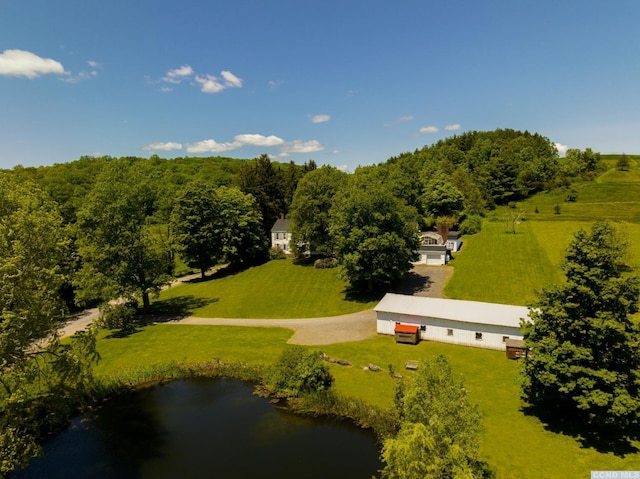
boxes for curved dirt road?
[61,265,453,346]
[170,309,377,345]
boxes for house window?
[447,329,454,336]
[475,332,483,341]
[502,336,509,343]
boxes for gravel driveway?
[61,266,453,346]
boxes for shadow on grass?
[183,262,263,284]
[389,271,433,296]
[103,295,218,339]
[342,286,385,304]
[521,403,640,456]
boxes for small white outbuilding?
[375,293,531,351]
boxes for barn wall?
[376,312,523,351]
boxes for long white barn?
[375,293,531,351]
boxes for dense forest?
[0,129,603,474]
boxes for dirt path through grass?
[62,266,452,345]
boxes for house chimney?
[280,213,285,220]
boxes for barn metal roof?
[374,293,530,328]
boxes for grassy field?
[446,160,640,305]
[92,160,640,478]
[154,259,380,318]
[94,325,640,479]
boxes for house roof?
[395,324,419,334]
[505,338,526,348]
[374,293,531,328]
[418,245,448,252]
[447,231,461,239]
[271,218,290,233]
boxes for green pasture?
[94,324,640,479]
[154,259,380,318]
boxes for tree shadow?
[342,286,385,304]
[183,262,259,284]
[139,296,218,324]
[520,403,639,456]
[389,271,433,296]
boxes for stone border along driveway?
[61,265,453,346]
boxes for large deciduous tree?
[421,172,465,219]
[289,165,347,256]
[215,186,266,267]
[330,171,419,292]
[74,161,171,308]
[522,222,640,438]
[0,174,98,475]
[381,355,485,478]
[170,182,222,278]
[170,183,265,275]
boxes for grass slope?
[444,220,562,305]
[155,259,380,318]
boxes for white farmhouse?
[270,217,292,254]
[375,293,531,351]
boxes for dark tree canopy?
[0,174,98,474]
[74,161,171,308]
[288,165,348,256]
[330,171,420,291]
[170,182,222,277]
[522,222,640,438]
[382,355,485,479]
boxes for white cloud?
[554,143,569,156]
[186,139,241,153]
[143,142,183,151]
[61,60,101,83]
[280,140,324,155]
[445,124,461,131]
[160,66,242,93]
[418,126,439,134]
[0,49,65,78]
[195,70,243,93]
[336,164,349,172]
[234,134,284,146]
[268,79,284,89]
[163,65,194,84]
[384,115,414,127]
[311,114,331,124]
[221,70,242,88]
[195,74,226,93]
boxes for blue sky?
[1,1,639,171]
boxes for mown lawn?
[444,220,563,305]
[94,325,640,479]
[154,259,380,318]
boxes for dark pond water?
[12,379,383,479]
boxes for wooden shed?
[394,323,420,345]
[505,338,528,359]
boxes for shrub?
[97,300,138,331]
[266,346,333,397]
[460,215,483,235]
[314,257,337,269]
[269,248,287,260]
[565,189,578,202]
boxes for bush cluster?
[313,257,338,269]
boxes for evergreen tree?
[522,222,640,438]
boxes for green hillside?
[445,156,640,304]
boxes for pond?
[12,379,383,479]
